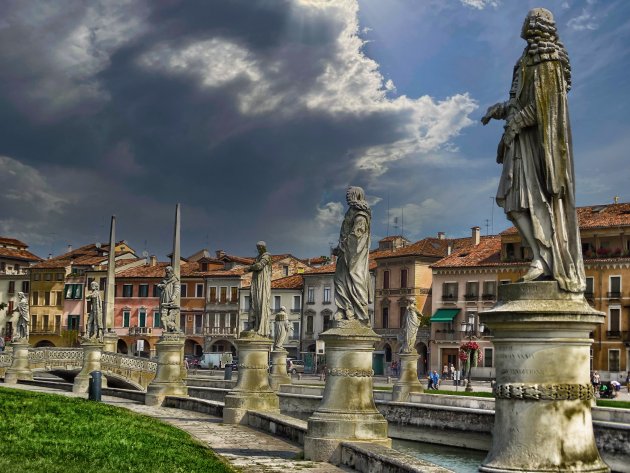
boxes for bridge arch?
[117,339,128,354]
[34,340,56,348]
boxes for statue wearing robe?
[13,292,29,341]
[248,241,272,337]
[86,281,103,340]
[159,265,181,333]
[273,306,292,350]
[401,299,422,354]
[482,8,585,293]
[333,186,372,324]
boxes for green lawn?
[0,388,235,473]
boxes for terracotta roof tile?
[271,274,304,289]
[0,236,29,248]
[0,247,42,262]
[502,203,630,235]
[431,236,503,269]
[304,262,337,275]
[372,237,469,260]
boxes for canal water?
[392,439,487,473]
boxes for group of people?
[591,371,630,399]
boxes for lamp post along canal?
[460,313,484,392]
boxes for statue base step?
[145,334,188,406]
[4,341,32,385]
[304,322,391,464]
[392,352,424,401]
[479,281,609,473]
[223,332,279,424]
[268,349,292,391]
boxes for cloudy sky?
[1,0,628,260]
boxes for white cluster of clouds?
[460,0,500,10]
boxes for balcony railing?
[623,331,630,342]
[464,294,479,301]
[30,325,62,335]
[606,330,621,339]
[482,294,496,301]
[373,328,402,337]
[202,326,239,337]
[607,291,622,299]
[434,329,457,341]
[584,292,594,301]
[442,294,457,302]
[128,327,153,336]
[290,308,302,314]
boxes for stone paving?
[4,383,349,473]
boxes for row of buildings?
[1,202,629,379]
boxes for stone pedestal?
[102,332,118,353]
[268,349,292,391]
[73,339,107,393]
[4,341,32,384]
[304,321,391,464]
[392,352,424,401]
[223,331,279,424]
[145,333,188,406]
[479,282,609,473]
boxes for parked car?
[287,359,304,375]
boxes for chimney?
[437,232,446,240]
[447,241,453,255]
[48,253,52,260]
[216,249,226,259]
[150,255,157,266]
[614,196,619,204]
[67,244,73,253]
[472,226,481,246]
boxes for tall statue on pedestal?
[13,292,29,341]
[482,7,585,293]
[86,281,104,341]
[332,186,372,325]
[400,298,422,354]
[159,265,181,333]
[246,241,272,337]
[273,306,292,350]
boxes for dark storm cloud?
[0,0,476,259]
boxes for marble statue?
[481,7,585,293]
[86,281,103,341]
[400,298,422,353]
[159,265,181,333]
[332,186,372,324]
[246,241,272,337]
[273,306,292,350]
[13,292,29,341]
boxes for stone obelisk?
[102,215,118,353]
[145,204,188,406]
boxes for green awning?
[430,308,460,323]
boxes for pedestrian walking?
[430,370,440,390]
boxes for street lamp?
[460,313,485,392]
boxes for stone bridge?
[0,347,157,390]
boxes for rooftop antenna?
[485,219,490,236]
[401,207,404,239]
[393,216,399,235]
[489,196,495,235]
[386,191,390,237]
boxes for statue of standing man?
[13,292,29,341]
[246,241,272,337]
[86,281,103,341]
[159,265,181,333]
[482,8,585,293]
[333,186,372,325]
[401,298,422,354]
[273,306,292,350]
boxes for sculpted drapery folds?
[401,298,422,354]
[273,306,292,350]
[86,281,103,341]
[248,241,272,337]
[482,8,585,293]
[159,265,181,333]
[14,292,29,341]
[333,186,372,324]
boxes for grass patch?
[0,387,235,473]
[596,399,630,409]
